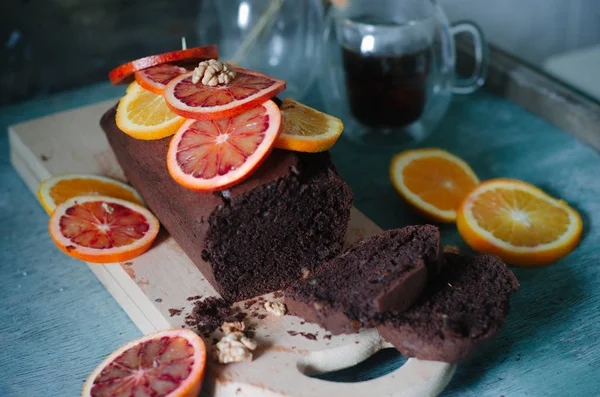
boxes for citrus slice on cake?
[167,99,281,191]
[82,328,206,397]
[457,178,582,266]
[109,45,218,85]
[276,98,344,152]
[134,64,188,94]
[37,174,144,214]
[390,148,480,222]
[164,68,286,120]
[116,81,185,140]
[49,195,160,263]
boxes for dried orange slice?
[49,195,160,263]
[390,148,480,222]
[276,98,344,152]
[164,68,286,120]
[82,328,206,397]
[134,64,188,94]
[457,178,582,266]
[167,99,281,191]
[37,174,144,214]
[116,81,185,140]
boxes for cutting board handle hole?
[300,348,407,382]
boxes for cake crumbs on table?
[243,298,258,309]
[186,295,202,301]
[287,330,317,341]
[155,298,163,303]
[168,308,183,317]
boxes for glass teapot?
[197,0,324,100]
[319,0,489,145]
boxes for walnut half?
[192,59,236,86]
[215,331,258,364]
[264,301,287,317]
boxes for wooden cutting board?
[8,100,455,397]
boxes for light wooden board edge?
[456,40,600,152]
[8,101,456,397]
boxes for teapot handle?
[450,21,489,94]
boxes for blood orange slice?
[109,45,218,85]
[82,328,206,397]
[135,64,188,94]
[49,195,160,263]
[167,99,281,191]
[163,67,286,120]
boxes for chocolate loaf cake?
[101,106,353,302]
[285,225,443,334]
[377,253,519,363]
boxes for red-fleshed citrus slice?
[109,45,218,85]
[49,195,160,263]
[167,99,281,191]
[82,328,206,397]
[135,64,188,94]
[163,67,286,120]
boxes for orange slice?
[457,178,582,266]
[163,67,286,120]
[49,195,160,263]
[276,98,344,152]
[37,174,144,214]
[167,99,281,191]
[109,44,218,85]
[82,328,206,397]
[116,81,185,140]
[390,148,480,222]
[134,64,188,94]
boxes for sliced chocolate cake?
[101,106,353,302]
[377,253,519,363]
[285,226,443,334]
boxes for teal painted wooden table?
[1,83,600,396]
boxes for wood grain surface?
[1,82,600,396]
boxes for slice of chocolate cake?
[285,225,443,334]
[101,106,353,302]
[377,253,519,363]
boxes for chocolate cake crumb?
[188,297,233,337]
[155,298,163,303]
[234,312,247,321]
[301,332,317,341]
[124,262,133,267]
[40,154,49,161]
[244,299,258,309]
[257,314,267,320]
[187,295,202,301]
[169,308,183,317]
[286,330,317,341]
[324,334,332,340]
[300,321,305,325]
[273,291,284,298]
